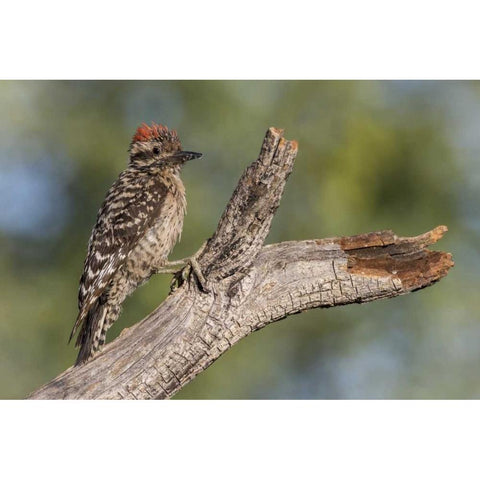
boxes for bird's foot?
[169,255,210,294]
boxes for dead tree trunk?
[28,127,453,399]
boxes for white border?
[1,401,478,479]
[1,1,479,79]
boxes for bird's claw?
[169,258,210,294]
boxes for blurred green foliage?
[0,81,477,398]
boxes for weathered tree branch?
[28,127,453,399]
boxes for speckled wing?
[69,168,168,343]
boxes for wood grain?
[28,128,453,399]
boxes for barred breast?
[125,173,187,285]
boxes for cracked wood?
[28,127,454,399]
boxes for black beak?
[169,151,203,163]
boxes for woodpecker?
[69,122,203,366]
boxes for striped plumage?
[69,123,202,365]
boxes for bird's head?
[129,122,202,172]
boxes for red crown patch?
[132,122,178,143]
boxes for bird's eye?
[153,147,160,155]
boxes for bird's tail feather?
[74,299,108,366]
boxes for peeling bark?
[28,128,453,399]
